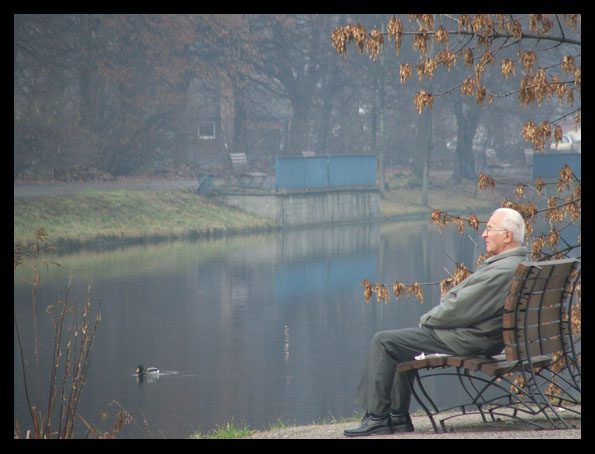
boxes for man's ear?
[504,230,513,244]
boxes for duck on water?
[136,365,160,375]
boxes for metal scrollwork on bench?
[397,258,581,432]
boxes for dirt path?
[246,411,581,439]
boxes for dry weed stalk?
[14,228,129,438]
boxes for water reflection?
[15,220,487,438]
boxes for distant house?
[183,78,287,172]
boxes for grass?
[14,172,513,250]
[187,410,429,439]
[379,171,506,219]
[14,187,275,249]
[188,418,255,439]
[187,414,364,439]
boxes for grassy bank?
[14,187,275,249]
[14,173,510,249]
[380,171,506,218]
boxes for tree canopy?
[332,14,580,153]
[14,14,580,183]
[338,15,581,306]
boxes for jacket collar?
[484,246,527,265]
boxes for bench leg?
[406,370,443,433]
[516,366,577,430]
[456,368,507,424]
[405,363,581,432]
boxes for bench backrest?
[502,258,580,362]
[229,152,248,175]
[229,152,248,165]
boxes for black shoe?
[390,412,415,433]
[344,413,392,437]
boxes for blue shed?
[275,155,377,190]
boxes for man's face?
[481,212,510,256]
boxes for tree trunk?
[421,107,432,206]
[452,97,480,182]
[315,66,339,155]
[414,107,432,191]
[287,96,312,155]
[231,76,248,157]
[377,50,386,198]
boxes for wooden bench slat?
[427,356,450,367]
[505,336,566,360]
[502,305,563,329]
[399,259,579,432]
[527,289,566,309]
[396,355,450,372]
[503,323,563,345]
[461,357,501,371]
[509,289,566,311]
[445,356,476,367]
[479,355,551,376]
[398,353,553,377]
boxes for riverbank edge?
[13,205,485,252]
[14,177,506,251]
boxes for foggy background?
[14,14,578,183]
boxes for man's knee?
[371,328,425,362]
[371,330,393,348]
[370,330,404,360]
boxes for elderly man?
[344,208,527,437]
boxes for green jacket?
[420,247,527,356]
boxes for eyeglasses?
[484,227,508,233]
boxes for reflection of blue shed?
[275,155,377,190]
[275,254,377,299]
[533,153,581,179]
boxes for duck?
[136,364,160,376]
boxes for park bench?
[397,258,581,432]
[229,152,248,176]
[227,152,269,189]
[229,152,248,167]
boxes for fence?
[274,155,377,190]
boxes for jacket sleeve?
[419,264,512,329]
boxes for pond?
[15,219,491,438]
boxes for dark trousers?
[353,326,457,416]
